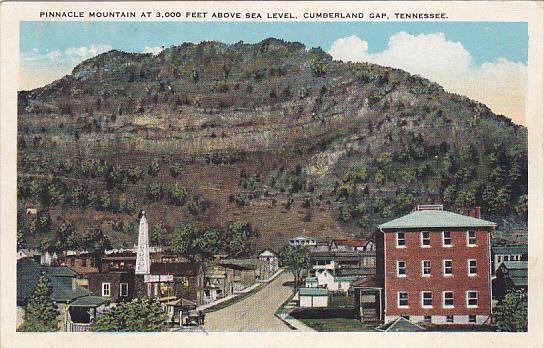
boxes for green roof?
[492,245,528,255]
[334,276,358,282]
[17,258,91,305]
[299,288,328,296]
[379,210,496,230]
[305,277,318,282]
[46,266,77,277]
[69,296,109,307]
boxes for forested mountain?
[17,38,527,252]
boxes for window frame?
[119,282,129,297]
[102,282,111,297]
[468,315,477,324]
[397,260,407,277]
[466,290,478,308]
[424,316,432,323]
[467,230,477,246]
[396,232,406,248]
[421,291,433,308]
[421,260,431,277]
[443,291,454,308]
[421,231,431,247]
[446,315,454,323]
[468,259,478,276]
[442,231,452,247]
[398,291,409,308]
[443,260,453,276]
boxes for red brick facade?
[383,228,492,320]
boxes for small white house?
[299,287,329,308]
[259,249,279,273]
[289,236,317,247]
[305,276,318,288]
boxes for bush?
[169,183,187,206]
[146,183,164,201]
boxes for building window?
[90,258,95,268]
[468,259,477,276]
[70,258,75,267]
[120,283,128,297]
[424,316,432,323]
[446,315,454,323]
[443,260,453,276]
[421,291,433,308]
[397,261,407,277]
[82,259,87,267]
[467,230,477,246]
[442,231,452,247]
[443,291,454,308]
[398,292,409,308]
[421,231,431,247]
[401,315,410,320]
[468,315,477,323]
[422,260,431,277]
[102,282,111,297]
[182,276,189,287]
[396,232,406,247]
[467,291,478,308]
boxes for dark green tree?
[169,163,183,178]
[18,273,59,332]
[168,183,187,206]
[187,195,207,215]
[147,160,161,177]
[146,183,165,202]
[278,245,310,290]
[493,290,528,332]
[151,224,169,247]
[82,227,111,267]
[90,299,166,332]
[223,222,259,257]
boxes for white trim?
[396,232,406,248]
[397,260,407,277]
[398,291,409,308]
[466,290,478,308]
[102,282,111,297]
[442,231,452,247]
[442,291,454,308]
[421,260,431,277]
[420,231,431,247]
[120,282,129,297]
[421,291,433,309]
[466,230,477,247]
[443,259,453,276]
[468,259,477,276]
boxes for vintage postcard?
[1,1,543,348]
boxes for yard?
[298,318,378,332]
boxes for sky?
[19,21,528,125]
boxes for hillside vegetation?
[17,38,528,253]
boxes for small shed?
[298,287,329,308]
[305,276,318,288]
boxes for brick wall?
[383,228,491,318]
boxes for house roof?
[17,259,91,306]
[67,266,100,275]
[305,277,318,282]
[376,317,425,332]
[259,249,277,257]
[220,263,255,271]
[332,240,369,248]
[69,296,109,307]
[290,236,315,241]
[150,262,201,276]
[299,288,328,296]
[336,267,375,277]
[492,245,528,255]
[352,276,384,288]
[379,210,496,230]
[500,261,528,287]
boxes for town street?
[203,271,294,331]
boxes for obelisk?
[135,211,150,275]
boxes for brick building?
[377,205,496,325]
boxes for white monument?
[135,211,150,275]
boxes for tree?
[18,273,59,332]
[187,195,207,215]
[278,245,310,290]
[493,290,528,332]
[82,227,111,267]
[170,223,220,262]
[90,298,167,332]
[146,183,164,202]
[151,224,169,247]
[55,221,80,252]
[169,183,187,206]
[147,160,161,177]
[223,222,259,257]
[169,163,183,178]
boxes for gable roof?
[376,317,425,332]
[17,258,91,306]
[500,261,528,287]
[69,295,109,307]
[332,240,369,248]
[259,249,277,257]
[379,210,496,230]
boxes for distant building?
[493,261,528,301]
[378,204,496,325]
[491,245,528,274]
[259,249,279,275]
[288,236,317,247]
[331,239,376,252]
